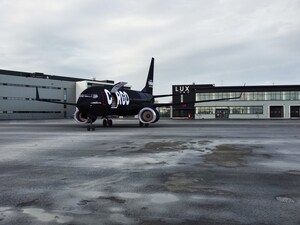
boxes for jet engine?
[74,110,89,124]
[138,107,160,124]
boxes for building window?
[267,92,283,100]
[215,92,230,99]
[285,91,300,100]
[248,92,265,101]
[196,107,214,114]
[196,93,211,101]
[0,83,61,90]
[63,88,67,101]
[231,106,263,114]
[12,111,61,114]
[249,106,263,114]
[231,107,241,114]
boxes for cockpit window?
[80,94,98,99]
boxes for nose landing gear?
[87,117,96,131]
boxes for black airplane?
[36,58,242,130]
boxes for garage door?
[270,106,283,118]
[291,106,300,118]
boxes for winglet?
[111,82,128,93]
[141,57,154,95]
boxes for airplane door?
[101,92,107,106]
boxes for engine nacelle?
[138,107,160,124]
[74,110,88,124]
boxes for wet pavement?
[0,119,299,225]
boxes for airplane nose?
[77,97,90,109]
[77,93,102,110]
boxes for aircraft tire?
[145,124,149,127]
[108,119,113,127]
[139,122,144,127]
[103,119,108,127]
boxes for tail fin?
[141,57,154,95]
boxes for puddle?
[118,192,141,199]
[199,188,234,196]
[109,213,132,224]
[98,196,126,204]
[142,141,185,152]
[0,207,13,222]
[16,199,38,207]
[109,207,124,213]
[22,208,72,223]
[0,207,12,212]
[275,196,296,203]
[286,170,300,176]
[204,144,252,167]
[141,140,213,154]
[77,199,94,206]
[148,193,179,204]
[165,173,199,192]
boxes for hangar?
[172,84,300,119]
[2,68,300,120]
[0,69,114,120]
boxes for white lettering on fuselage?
[104,89,130,107]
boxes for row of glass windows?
[0,97,61,101]
[196,106,264,114]
[0,111,62,114]
[196,91,300,101]
[0,83,61,90]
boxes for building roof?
[0,69,114,84]
[173,84,300,92]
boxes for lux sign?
[175,86,190,94]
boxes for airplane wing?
[35,88,77,106]
[153,94,243,107]
[153,94,179,98]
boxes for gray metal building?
[172,84,300,119]
[0,69,113,120]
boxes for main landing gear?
[102,118,113,127]
[86,117,113,131]
[139,122,149,127]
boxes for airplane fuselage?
[76,86,154,119]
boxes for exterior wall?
[173,84,300,120]
[0,74,76,120]
[195,101,300,120]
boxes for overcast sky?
[1,0,300,96]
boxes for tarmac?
[0,119,299,225]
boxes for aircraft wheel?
[91,127,95,131]
[103,119,108,127]
[87,127,91,131]
[145,124,149,127]
[139,122,144,127]
[108,119,113,127]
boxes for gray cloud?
[1,0,300,96]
